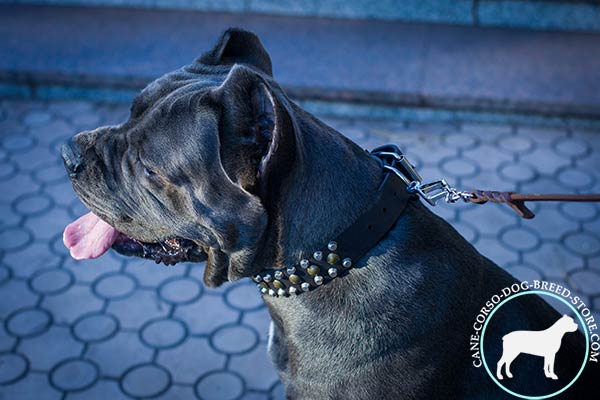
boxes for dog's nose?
[61,138,84,178]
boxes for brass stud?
[286,266,296,275]
[327,241,338,251]
[273,280,283,289]
[300,259,309,269]
[328,267,338,278]
[253,275,262,283]
[277,288,286,297]
[342,258,352,268]
[301,282,310,292]
[289,286,297,295]
[313,251,323,261]
[314,275,324,285]
[274,271,283,280]
[289,274,301,285]
[307,265,319,276]
[263,274,272,283]
[259,282,268,289]
[327,253,340,265]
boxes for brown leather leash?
[371,145,600,220]
[468,191,600,219]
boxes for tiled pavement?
[0,98,599,399]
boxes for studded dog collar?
[253,145,415,297]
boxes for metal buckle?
[373,146,473,206]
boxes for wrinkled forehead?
[127,65,231,168]
[134,63,229,110]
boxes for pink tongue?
[63,212,119,260]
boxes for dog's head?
[62,29,297,287]
[558,315,579,333]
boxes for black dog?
[61,29,594,399]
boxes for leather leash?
[468,191,600,219]
[372,145,600,220]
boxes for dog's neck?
[254,103,382,271]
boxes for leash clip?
[372,145,473,206]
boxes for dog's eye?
[144,166,156,177]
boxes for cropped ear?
[211,65,295,202]
[199,28,273,76]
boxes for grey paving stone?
[524,207,579,241]
[175,294,240,335]
[0,280,39,318]
[157,337,226,384]
[524,243,583,280]
[520,146,570,176]
[50,358,99,392]
[154,384,197,400]
[63,256,122,284]
[563,231,600,257]
[107,289,170,330]
[24,207,73,241]
[42,284,104,324]
[505,263,544,283]
[0,225,33,252]
[459,202,515,236]
[86,331,153,378]
[141,317,187,349]
[44,180,78,207]
[72,312,119,344]
[497,135,535,155]
[0,323,17,351]
[556,167,595,190]
[125,257,185,288]
[0,352,28,384]
[121,363,171,398]
[30,268,74,295]
[158,276,203,305]
[225,283,265,312]
[13,192,53,217]
[18,326,83,370]
[560,202,599,222]
[498,162,537,184]
[66,379,131,400]
[568,269,600,296]
[229,342,280,391]
[0,371,62,400]
[23,109,52,126]
[1,133,36,153]
[195,370,245,400]
[93,272,136,300]
[473,237,519,268]
[439,156,479,179]
[553,136,591,159]
[499,226,541,252]
[4,240,62,279]
[242,308,273,343]
[212,324,259,355]
[6,306,52,338]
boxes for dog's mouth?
[63,212,207,266]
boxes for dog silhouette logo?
[496,315,578,381]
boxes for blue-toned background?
[1,1,599,399]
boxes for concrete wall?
[2,0,600,32]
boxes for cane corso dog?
[61,29,594,399]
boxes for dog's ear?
[211,65,295,202]
[199,28,273,76]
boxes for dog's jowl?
[61,29,595,399]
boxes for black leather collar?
[253,145,414,297]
